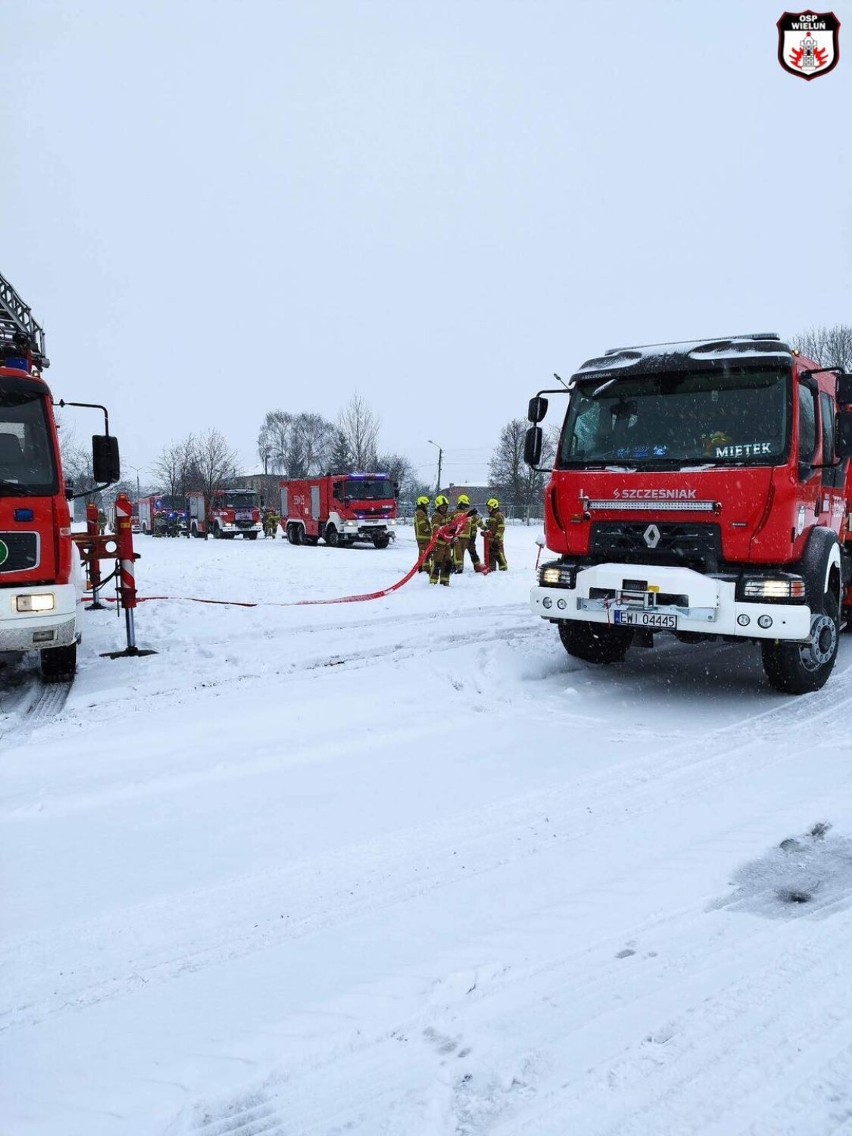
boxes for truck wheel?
[191,522,200,538]
[326,526,339,547]
[761,586,840,694]
[40,643,77,683]
[372,533,390,549]
[289,524,302,545]
[213,523,221,539]
[558,619,633,664]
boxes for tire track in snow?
[5,658,852,1036]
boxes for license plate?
[235,510,252,521]
[613,610,677,629]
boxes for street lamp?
[126,463,146,498]
[427,439,443,495]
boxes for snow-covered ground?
[3,524,852,1136]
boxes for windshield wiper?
[0,479,30,496]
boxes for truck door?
[311,485,320,519]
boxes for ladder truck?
[0,271,120,681]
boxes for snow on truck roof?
[572,333,794,382]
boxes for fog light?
[758,615,773,629]
[737,614,750,627]
[33,630,55,642]
[557,598,567,610]
[16,593,55,613]
[542,596,553,609]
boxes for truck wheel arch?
[801,526,842,610]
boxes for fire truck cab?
[1,271,120,681]
[280,472,398,548]
[525,332,852,694]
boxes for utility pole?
[428,439,443,495]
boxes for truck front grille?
[0,531,40,573]
[588,523,722,573]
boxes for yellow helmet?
[435,495,449,507]
[416,496,429,507]
[487,498,499,510]
[457,494,470,506]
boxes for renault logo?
[643,524,661,549]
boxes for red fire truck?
[0,271,120,681]
[138,494,186,536]
[187,488,261,539]
[524,333,852,694]
[280,472,398,548]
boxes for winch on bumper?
[531,560,813,641]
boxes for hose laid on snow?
[90,515,474,610]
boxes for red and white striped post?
[114,492,139,651]
[85,501,105,609]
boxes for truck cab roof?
[572,334,797,385]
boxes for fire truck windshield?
[558,367,790,468]
[221,492,256,509]
[344,478,393,500]
[0,388,58,496]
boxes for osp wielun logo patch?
[777,10,840,79]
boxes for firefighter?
[264,507,280,538]
[414,495,432,572]
[97,508,107,536]
[466,506,484,572]
[485,498,508,571]
[429,495,453,586]
[451,495,473,574]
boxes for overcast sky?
[5,0,850,491]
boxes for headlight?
[16,593,56,613]
[538,562,576,588]
[739,575,806,601]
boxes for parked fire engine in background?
[525,332,852,694]
[0,271,120,681]
[280,472,398,548]
[138,494,186,537]
[187,488,261,539]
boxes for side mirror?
[524,425,543,467]
[837,407,852,459]
[92,435,120,484]
[838,374,852,406]
[394,480,400,498]
[64,478,75,500]
[528,395,549,423]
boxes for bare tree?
[56,421,101,505]
[152,436,197,501]
[376,451,413,493]
[489,417,555,510]
[257,411,336,477]
[192,428,239,535]
[337,393,380,470]
[792,325,852,371]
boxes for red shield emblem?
[777,11,840,79]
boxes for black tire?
[40,643,77,683]
[291,524,302,545]
[557,619,633,664]
[372,533,390,549]
[326,525,339,547]
[761,585,840,694]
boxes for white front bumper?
[531,562,812,641]
[0,581,81,652]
